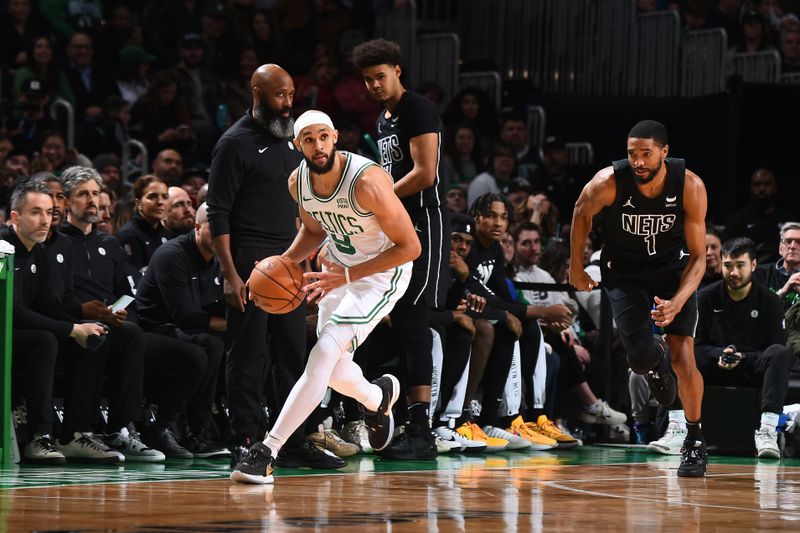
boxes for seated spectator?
[445,184,468,214]
[129,70,194,156]
[58,166,166,463]
[724,168,794,263]
[294,56,341,116]
[93,153,132,203]
[701,225,723,289]
[442,87,499,163]
[5,147,32,179]
[7,78,56,153]
[515,189,561,245]
[152,149,184,186]
[499,112,538,181]
[695,237,791,459]
[92,3,136,69]
[755,221,800,308]
[0,135,13,164]
[729,9,776,57]
[442,122,484,187]
[29,130,90,176]
[180,167,208,208]
[2,181,105,464]
[0,0,52,71]
[225,47,259,120]
[250,8,287,65]
[166,186,196,235]
[116,175,171,272]
[13,34,75,107]
[779,24,800,73]
[39,0,103,38]
[96,186,114,235]
[530,135,586,226]
[116,46,155,106]
[63,31,120,121]
[135,203,229,458]
[467,142,518,207]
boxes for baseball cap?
[118,46,156,65]
[20,78,46,99]
[742,10,762,25]
[542,135,566,151]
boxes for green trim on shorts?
[329,267,402,325]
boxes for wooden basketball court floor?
[2,446,800,532]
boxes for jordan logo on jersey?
[621,213,677,256]
[377,134,403,174]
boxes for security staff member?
[3,182,105,464]
[207,64,339,468]
[136,203,228,457]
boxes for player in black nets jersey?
[569,120,708,477]
[352,39,449,459]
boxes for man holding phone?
[695,237,792,459]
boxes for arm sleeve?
[152,251,210,330]
[207,135,246,237]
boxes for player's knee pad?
[625,331,660,375]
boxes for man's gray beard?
[81,213,99,224]
[253,106,295,138]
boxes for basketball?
[247,255,305,314]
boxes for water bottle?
[216,103,229,131]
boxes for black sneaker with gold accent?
[230,443,275,485]
[363,374,400,451]
[677,438,707,478]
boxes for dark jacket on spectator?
[116,212,172,272]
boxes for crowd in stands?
[1,0,800,466]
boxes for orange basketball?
[247,255,305,314]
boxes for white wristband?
[344,266,351,285]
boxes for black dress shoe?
[276,440,347,469]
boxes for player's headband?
[294,110,335,138]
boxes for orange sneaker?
[529,416,579,449]
[456,422,508,452]
[508,416,557,451]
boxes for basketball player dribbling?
[231,110,421,484]
[569,120,709,477]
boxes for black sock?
[454,409,472,428]
[686,420,704,442]
[408,402,430,429]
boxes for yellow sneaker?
[508,416,557,451]
[531,415,579,449]
[456,422,508,452]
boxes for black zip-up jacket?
[1,225,74,338]
[59,220,134,304]
[136,232,224,331]
[695,279,786,362]
[206,110,303,250]
[116,211,173,271]
[42,229,82,319]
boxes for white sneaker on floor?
[105,426,165,462]
[647,422,687,455]
[433,425,487,453]
[56,432,124,463]
[482,425,532,450]
[23,434,66,464]
[580,399,628,425]
[755,426,780,459]
[340,420,372,453]
[434,433,460,453]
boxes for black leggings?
[390,296,433,388]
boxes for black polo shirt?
[136,232,224,331]
[206,110,303,250]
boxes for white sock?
[761,412,780,430]
[668,409,686,430]
[586,399,603,414]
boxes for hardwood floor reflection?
[2,459,800,531]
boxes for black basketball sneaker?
[677,438,707,478]
[230,443,275,485]
[645,335,677,406]
[363,374,400,451]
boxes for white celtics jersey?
[297,151,393,267]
